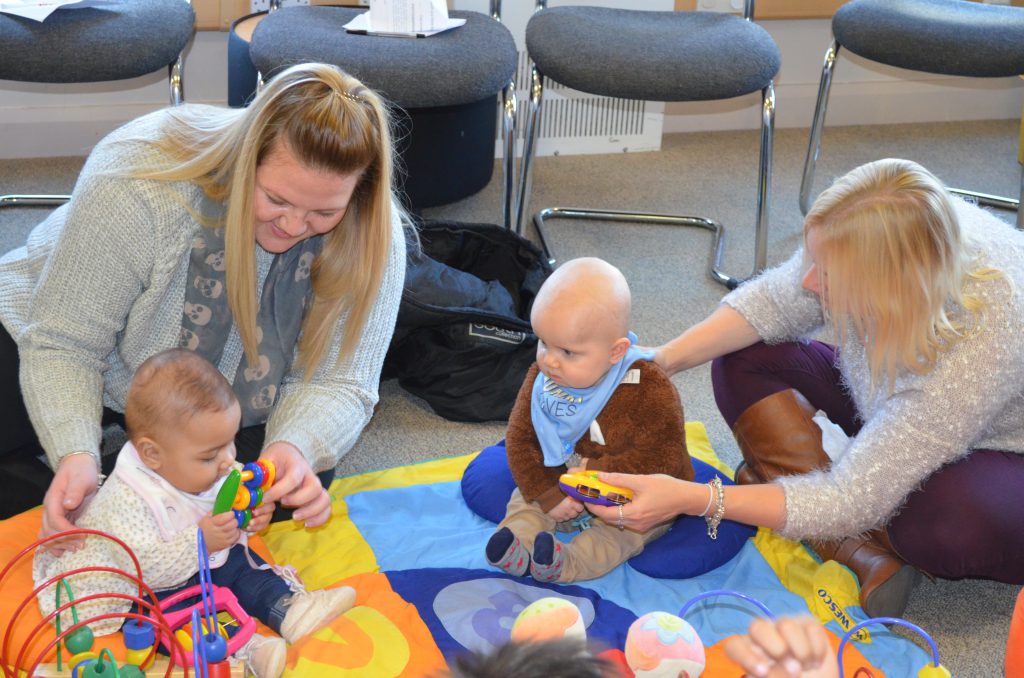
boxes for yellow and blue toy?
[559,471,634,506]
[122,618,156,670]
[213,461,276,528]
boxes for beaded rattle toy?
[212,461,276,529]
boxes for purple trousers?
[712,341,1024,583]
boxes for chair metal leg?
[169,55,185,106]
[530,82,776,290]
[801,40,1020,226]
[171,0,190,106]
[500,81,517,232]
[947,186,1021,229]
[753,82,775,278]
[515,63,544,239]
[534,207,729,284]
[5,1,188,217]
[0,195,71,209]
[800,40,839,217]
[3,55,181,212]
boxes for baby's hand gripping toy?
[213,461,275,529]
[559,471,634,507]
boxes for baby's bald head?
[531,257,631,341]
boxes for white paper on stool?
[0,0,107,22]
[344,2,465,38]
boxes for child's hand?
[566,458,589,474]
[199,512,241,552]
[246,502,276,534]
[725,616,839,678]
[547,496,585,522]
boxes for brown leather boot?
[811,531,920,618]
[731,389,918,617]
[733,389,830,480]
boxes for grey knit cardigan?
[0,107,406,474]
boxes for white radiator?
[460,0,671,157]
[507,48,666,157]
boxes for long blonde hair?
[805,158,998,388]
[129,63,399,378]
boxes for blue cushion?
[461,442,754,579]
[461,441,518,525]
[627,461,756,579]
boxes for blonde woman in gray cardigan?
[0,63,407,552]
[590,159,1024,619]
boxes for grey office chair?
[248,2,518,228]
[0,0,195,210]
[517,1,780,289]
[800,0,1024,227]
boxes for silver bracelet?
[704,476,725,540]
[698,481,714,517]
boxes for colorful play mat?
[1,423,941,676]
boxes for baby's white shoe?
[279,586,357,643]
[236,632,286,678]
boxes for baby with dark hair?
[446,638,614,678]
[34,349,354,678]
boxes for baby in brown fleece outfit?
[485,257,694,583]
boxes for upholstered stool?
[0,0,195,210]
[800,0,1024,226]
[247,6,517,223]
[228,11,264,109]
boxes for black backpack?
[383,220,553,422]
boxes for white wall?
[0,31,228,160]
[0,19,1021,159]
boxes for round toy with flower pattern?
[625,611,706,678]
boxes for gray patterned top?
[0,106,406,474]
[723,199,1024,540]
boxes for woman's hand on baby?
[260,442,332,528]
[587,472,688,532]
[246,502,275,534]
[200,511,241,552]
[725,616,839,678]
[547,496,585,522]
[40,454,100,554]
